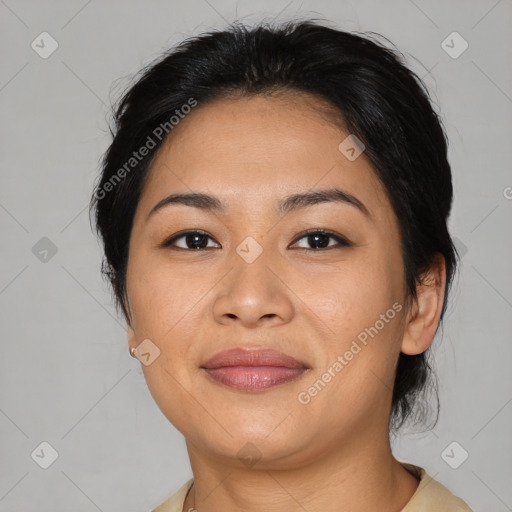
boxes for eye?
[162,228,351,251]
[162,230,220,250]
[290,229,352,250]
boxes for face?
[126,92,410,469]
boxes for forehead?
[137,93,394,224]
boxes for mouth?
[200,348,310,392]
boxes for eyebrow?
[147,187,371,220]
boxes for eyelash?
[161,228,352,251]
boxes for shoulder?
[400,463,473,512]
[152,478,194,512]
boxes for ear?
[400,254,447,356]
[127,323,137,352]
[125,301,138,353]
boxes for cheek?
[127,252,204,431]
[304,246,405,395]
[127,247,206,337]
[298,280,404,427]
[126,248,210,381]
[313,253,404,338]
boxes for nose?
[212,247,294,329]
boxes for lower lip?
[202,366,307,391]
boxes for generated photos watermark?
[298,301,403,404]
[94,97,198,200]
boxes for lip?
[200,348,310,392]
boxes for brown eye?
[291,229,352,250]
[163,230,220,250]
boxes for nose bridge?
[212,232,292,326]
[230,233,276,294]
[227,202,276,270]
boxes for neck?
[182,429,419,512]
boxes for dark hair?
[90,19,459,433]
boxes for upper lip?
[201,348,309,369]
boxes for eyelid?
[289,228,352,249]
[161,229,220,248]
[162,228,352,250]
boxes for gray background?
[1,0,511,511]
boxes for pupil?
[309,233,329,248]
[187,233,207,249]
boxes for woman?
[90,19,472,512]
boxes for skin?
[125,91,446,512]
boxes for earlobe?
[400,254,447,356]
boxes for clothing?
[400,463,472,512]
[152,463,472,512]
